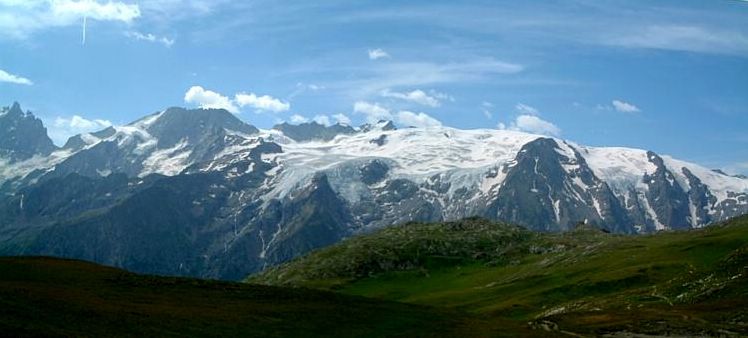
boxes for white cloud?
[48,114,112,145]
[184,86,238,113]
[0,0,140,39]
[184,86,289,114]
[0,68,33,85]
[515,103,539,115]
[124,31,175,47]
[353,101,393,123]
[368,48,390,60]
[509,115,561,137]
[481,101,493,119]
[611,99,640,113]
[381,89,444,107]
[495,103,561,136]
[287,82,325,100]
[336,58,523,97]
[313,114,331,126]
[611,25,748,56]
[354,101,442,128]
[332,113,351,125]
[235,92,290,113]
[396,111,442,128]
[289,114,308,124]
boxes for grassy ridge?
[2,216,746,337]
[251,216,748,336]
[0,257,500,337]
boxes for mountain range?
[1,101,747,279]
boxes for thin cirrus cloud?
[514,103,539,116]
[124,31,175,47]
[0,68,33,85]
[328,58,523,97]
[0,0,140,39]
[481,101,494,119]
[341,3,748,57]
[609,25,748,56]
[183,86,290,114]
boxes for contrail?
[82,16,87,45]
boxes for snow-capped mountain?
[1,102,746,279]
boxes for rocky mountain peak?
[273,121,357,142]
[0,102,57,162]
[359,120,397,132]
[140,107,259,148]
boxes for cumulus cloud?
[496,103,561,136]
[0,0,140,39]
[381,89,447,107]
[507,115,561,136]
[368,48,390,60]
[0,68,33,85]
[289,114,308,123]
[49,114,112,145]
[611,99,640,113]
[124,31,175,47]
[397,111,442,128]
[183,86,290,114]
[333,113,351,125]
[354,101,443,128]
[353,101,393,123]
[313,114,331,126]
[184,86,239,113]
[235,92,290,113]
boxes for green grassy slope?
[0,257,500,337]
[251,216,748,336]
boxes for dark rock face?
[643,152,691,230]
[62,127,116,151]
[485,138,632,233]
[360,120,397,132]
[370,134,387,146]
[682,168,717,227]
[273,122,356,142]
[39,107,262,181]
[360,160,389,185]
[145,107,259,148]
[0,102,57,161]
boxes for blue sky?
[1,0,747,173]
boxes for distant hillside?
[250,215,748,336]
[0,257,496,337]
